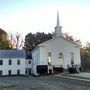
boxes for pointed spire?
[54,11,63,37]
[57,11,60,26]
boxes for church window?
[48,52,52,65]
[48,52,51,57]
[58,53,63,58]
[48,57,52,65]
[70,52,74,64]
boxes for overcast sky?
[0,0,90,45]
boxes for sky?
[0,0,90,45]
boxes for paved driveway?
[0,75,90,90]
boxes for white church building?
[31,12,81,75]
[0,12,81,76]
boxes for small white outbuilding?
[31,12,81,75]
[0,50,26,76]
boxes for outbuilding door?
[26,68,31,75]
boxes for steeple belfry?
[54,11,63,37]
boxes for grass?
[62,72,90,80]
[0,83,16,89]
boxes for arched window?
[58,53,63,58]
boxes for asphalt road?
[0,75,90,90]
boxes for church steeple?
[54,11,63,37]
[57,11,60,26]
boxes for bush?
[53,67,64,73]
[68,67,76,73]
[68,64,81,73]
[37,65,48,74]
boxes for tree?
[0,28,12,49]
[80,42,90,70]
[10,33,24,50]
[24,32,81,51]
[63,33,81,45]
[24,32,53,51]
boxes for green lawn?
[0,83,16,89]
[63,72,90,79]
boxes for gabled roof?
[38,36,80,47]
[0,50,26,58]
[32,36,80,53]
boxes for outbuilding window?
[8,60,12,65]
[17,70,20,75]
[29,60,31,64]
[17,59,20,65]
[8,70,11,75]
[0,70,2,75]
[0,60,3,65]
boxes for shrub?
[53,67,64,73]
[68,67,76,73]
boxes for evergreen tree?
[0,28,12,49]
